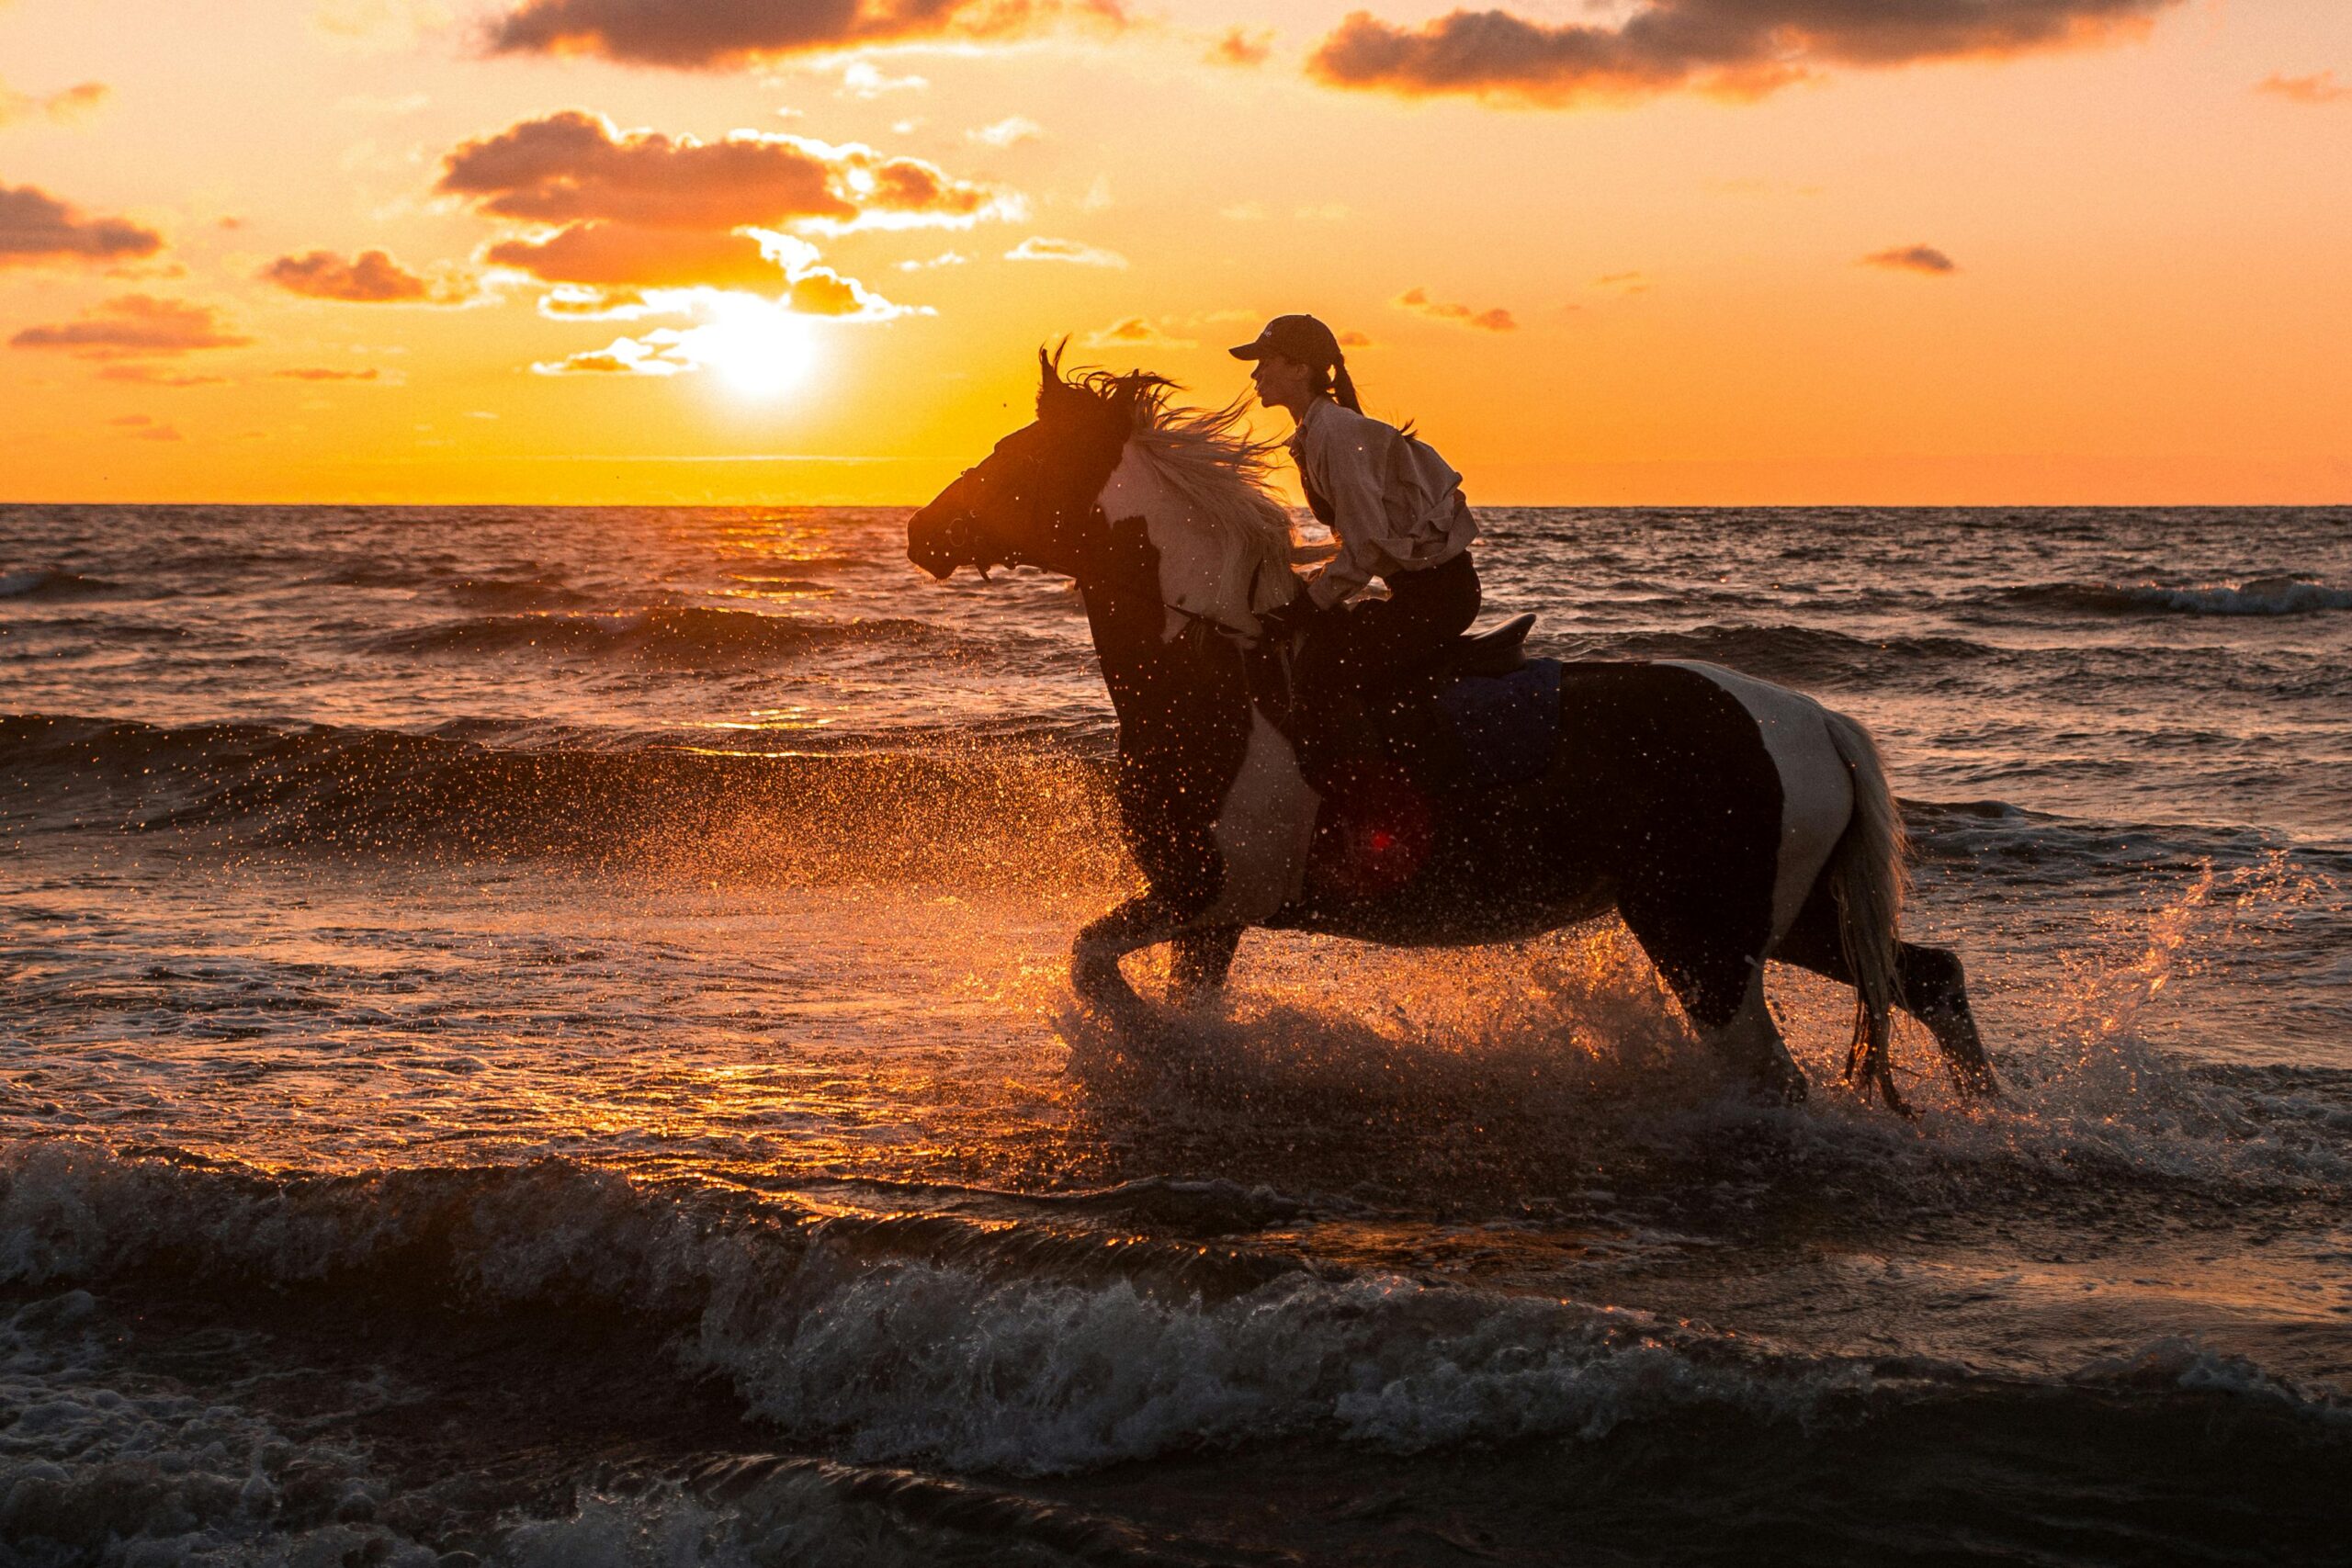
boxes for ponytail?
[1330,358,1363,412]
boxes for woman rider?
[1229,314,1481,790]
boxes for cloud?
[0,80,108,125]
[1594,270,1649,292]
[1395,286,1514,331]
[487,225,784,288]
[1860,243,1957,275]
[1005,235,1125,267]
[442,113,966,320]
[1083,316,1194,348]
[492,227,914,317]
[1208,27,1272,66]
[485,0,1123,69]
[260,248,442,302]
[96,364,231,387]
[9,295,250,358]
[1306,0,2183,106]
[274,366,384,380]
[312,0,453,51]
[840,61,926,98]
[0,80,110,125]
[967,116,1042,148]
[536,344,677,375]
[107,414,185,442]
[530,291,850,385]
[0,183,164,267]
[437,111,1009,233]
[2256,71,2350,105]
[1336,329,1374,347]
[895,250,967,271]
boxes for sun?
[677,297,820,399]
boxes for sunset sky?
[2,0,2346,505]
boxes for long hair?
[1309,357,1363,413]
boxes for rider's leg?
[1345,550,1481,679]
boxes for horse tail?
[1822,708,1912,1113]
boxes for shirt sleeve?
[1302,410,1397,609]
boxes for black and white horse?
[909,354,1997,1110]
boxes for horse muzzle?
[907,507,975,581]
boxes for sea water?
[2,503,2347,1563]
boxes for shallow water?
[2,502,2348,1563]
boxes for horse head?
[908,345,1150,583]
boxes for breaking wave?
[1987,577,2352,617]
[5,1143,2343,1488]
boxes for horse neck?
[1073,464,1254,753]
[1100,442,1261,640]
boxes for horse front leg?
[1168,923,1245,1009]
[1071,894,1193,1031]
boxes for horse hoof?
[1747,1064,1809,1107]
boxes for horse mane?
[1059,366,1298,615]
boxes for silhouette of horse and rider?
[908,318,1998,1112]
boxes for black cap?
[1228,314,1343,369]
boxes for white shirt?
[1288,396,1478,610]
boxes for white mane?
[1119,387,1297,617]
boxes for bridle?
[942,449,1275,645]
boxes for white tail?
[1822,709,1911,1111]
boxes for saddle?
[1419,613,1535,682]
[1258,613,1554,805]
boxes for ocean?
[2,502,2347,1564]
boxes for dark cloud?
[1861,243,1957,275]
[484,0,1121,70]
[1395,286,1514,331]
[274,367,384,380]
[2256,71,2349,105]
[9,295,250,358]
[437,111,1002,231]
[0,183,164,267]
[260,249,437,302]
[1307,0,2182,105]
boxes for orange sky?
[1,0,2346,504]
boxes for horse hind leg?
[1771,885,1999,1101]
[1897,941,1998,1100]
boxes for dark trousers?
[1295,549,1481,701]
[1292,551,1479,790]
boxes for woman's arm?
[1302,412,1398,609]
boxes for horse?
[907,351,1998,1111]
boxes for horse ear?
[1035,341,1073,416]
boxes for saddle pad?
[1434,657,1562,787]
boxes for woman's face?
[1249,353,1312,414]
